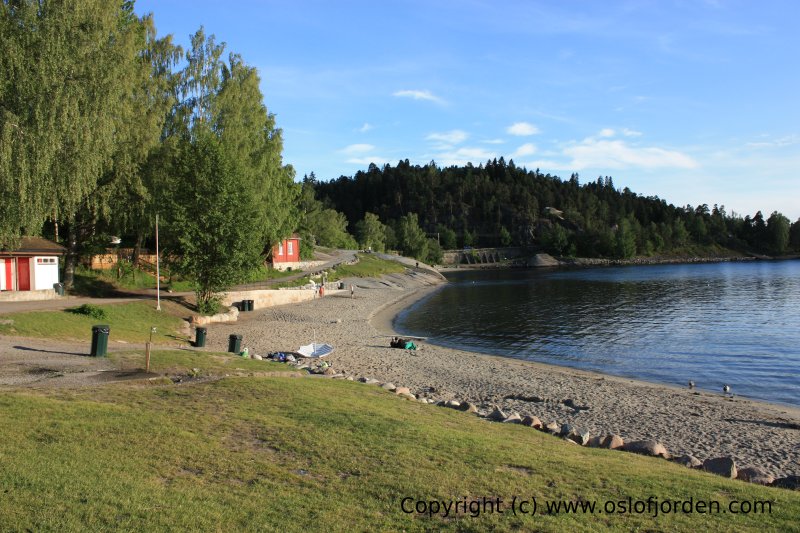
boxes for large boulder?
[503,412,523,424]
[521,415,543,429]
[703,457,737,478]
[737,467,774,486]
[673,455,702,468]
[487,408,508,422]
[771,475,800,490]
[624,440,670,459]
[601,434,625,450]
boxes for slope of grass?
[0,301,186,344]
[0,376,796,532]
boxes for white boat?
[297,342,334,358]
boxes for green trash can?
[194,327,207,348]
[228,334,242,353]
[245,299,254,312]
[90,325,110,357]
[238,301,248,312]
[53,282,64,296]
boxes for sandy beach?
[197,268,800,481]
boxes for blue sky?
[134,0,799,220]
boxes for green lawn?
[110,349,297,376]
[0,376,796,532]
[0,301,187,344]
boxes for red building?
[0,237,66,298]
[271,235,301,270]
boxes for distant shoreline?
[436,252,799,272]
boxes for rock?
[393,386,411,395]
[381,383,396,391]
[673,455,702,468]
[446,400,461,409]
[567,429,591,446]
[771,475,800,490]
[624,440,670,459]
[503,412,522,424]
[587,436,603,448]
[252,354,263,361]
[545,422,561,434]
[345,376,354,381]
[397,392,416,401]
[323,367,336,376]
[521,415,543,428]
[461,402,478,413]
[561,437,578,445]
[737,467,774,486]
[702,457,737,478]
[559,423,575,437]
[359,377,380,385]
[487,408,508,421]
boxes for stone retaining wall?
[0,289,60,302]
[221,287,347,310]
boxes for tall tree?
[161,29,298,309]
[0,0,147,248]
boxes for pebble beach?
[203,268,800,481]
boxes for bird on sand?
[723,384,731,394]
[688,380,695,389]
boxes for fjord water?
[395,260,800,407]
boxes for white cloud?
[506,122,540,136]
[599,128,615,137]
[482,138,506,144]
[358,123,373,133]
[563,138,698,170]
[512,143,537,157]
[341,143,375,155]
[347,156,389,166]
[426,129,468,145]
[393,89,445,104]
[437,147,496,166]
[622,128,642,137]
[746,134,800,148]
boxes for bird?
[723,384,731,394]
[688,380,695,389]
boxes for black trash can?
[228,334,242,353]
[194,327,207,348]
[90,325,110,357]
[245,299,254,312]
[53,282,64,296]
[238,301,248,312]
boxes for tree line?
[310,159,800,262]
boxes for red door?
[17,258,30,291]
[3,258,12,290]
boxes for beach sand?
[202,268,800,480]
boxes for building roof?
[0,236,66,256]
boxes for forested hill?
[313,158,800,260]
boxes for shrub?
[66,304,108,320]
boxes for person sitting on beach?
[390,337,406,348]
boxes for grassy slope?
[0,376,797,532]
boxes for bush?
[65,304,108,320]
[196,294,222,316]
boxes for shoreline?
[203,270,799,480]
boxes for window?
[287,240,293,255]
[278,243,284,256]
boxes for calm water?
[395,260,800,407]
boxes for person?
[350,284,355,298]
[319,284,325,297]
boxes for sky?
[134,0,799,221]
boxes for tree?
[162,29,298,309]
[0,1,155,251]
[790,219,800,252]
[499,225,512,246]
[766,211,790,254]
[355,213,387,251]
[397,213,428,260]
[614,219,637,259]
[165,128,264,313]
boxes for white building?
[0,237,66,300]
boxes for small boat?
[297,342,334,358]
